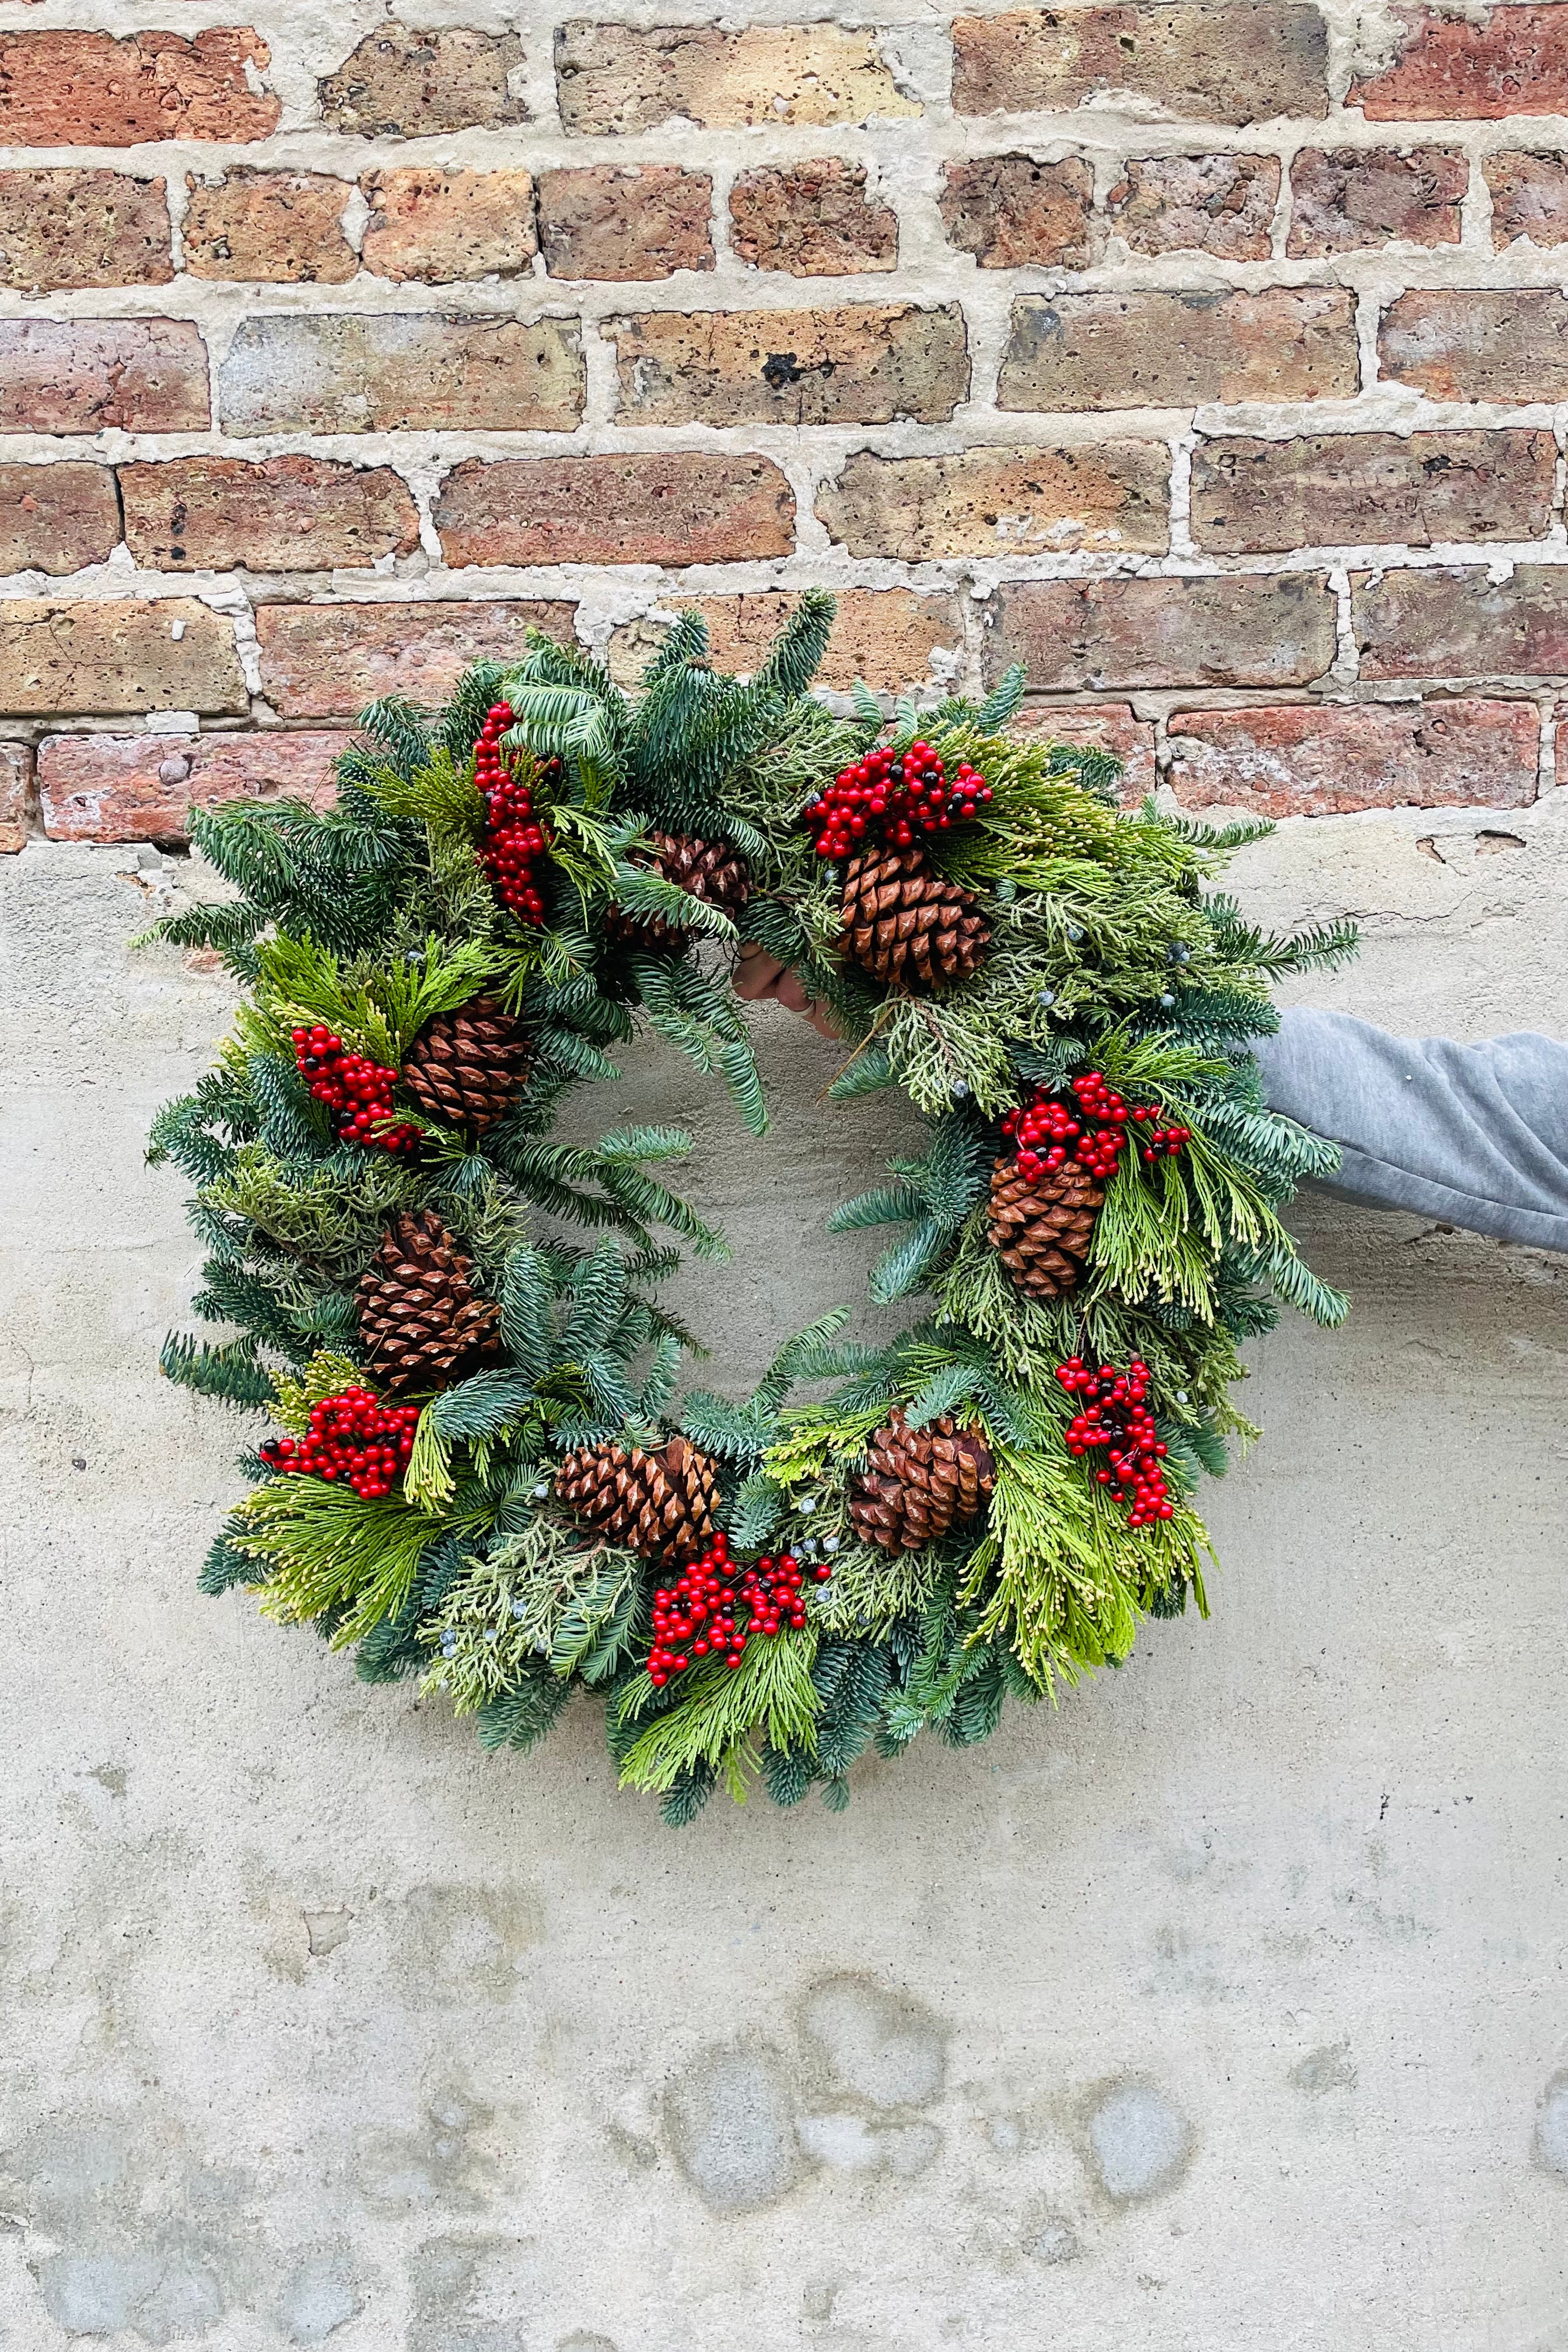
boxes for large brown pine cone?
[606,833,751,953]
[849,1408,996,1553]
[838,845,989,990]
[986,1156,1102,1300]
[401,993,531,1133]
[356,1209,502,1396]
[554,1434,720,1563]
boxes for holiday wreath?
[147,593,1355,1822]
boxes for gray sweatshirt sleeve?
[1250,1008,1568,1252]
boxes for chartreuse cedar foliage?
[146,592,1354,1824]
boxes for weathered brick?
[538,166,713,280]
[1107,154,1279,260]
[0,744,29,855]
[0,28,278,145]
[985,575,1336,690]
[0,464,120,576]
[37,730,351,845]
[607,303,968,426]
[817,442,1169,557]
[361,169,537,284]
[1354,565,1568,679]
[1486,151,1568,249]
[1352,5,1568,118]
[257,603,576,719]
[183,170,354,284]
[607,590,962,692]
[1011,701,1157,799]
[1191,429,1554,552]
[0,320,208,435]
[0,600,245,717]
[999,289,1356,411]
[1167,701,1539,814]
[319,26,524,135]
[940,156,1096,269]
[729,159,897,275]
[1379,289,1568,400]
[0,171,170,290]
[435,453,793,568]
[951,6,1328,124]
[556,21,920,133]
[1287,146,1465,256]
[120,459,420,574]
[218,315,584,436]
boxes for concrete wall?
[2,793,1566,2351]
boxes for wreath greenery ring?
[148,592,1355,1824]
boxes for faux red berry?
[260,1388,422,1502]
[803,740,992,862]
[290,1027,420,1157]
[1053,1356,1174,1529]
[643,1532,826,1686]
[1001,1071,1189,1191]
[474,703,554,923]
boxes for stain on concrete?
[1291,2041,1358,2095]
[402,1883,541,1998]
[1028,2213,1083,2266]
[86,1765,127,1798]
[558,2334,619,2352]
[1084,2080,1195,2204]
[275,2249,362,2345]
[795,2112,942,2176]
[303,1908,354,1957]
[664,2044,808,2213]
[7,2115,249,2344]
[986,2113,1024,2154]
[1535,2070,1568,2177]
[801,2280,838,2321]
[801,1975,947,2109]
[357,2081,496,2212]
[406,2233,541,2352]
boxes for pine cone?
[356,1209,502,1396]
[986,1156,1102,1300]
[401,993,531,1133]
[849,1408,995,1553]
[838,845,989,991]
[606,833,751,953]
[554,1434,720,1563]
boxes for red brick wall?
[4,5,1567,842]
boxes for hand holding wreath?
[146,593,1354,1824]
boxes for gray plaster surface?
[2,810,1566,2350]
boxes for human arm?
[1252,1008,1568,1252]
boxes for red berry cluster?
[291,1024,421,1156]
[1002,1070,1131,1184]
[475,702,552,922]
[805,739,992,860]
[1135,1112,1193,1164]
[645,1531,832,1687]
[260,1388,421,1501]
[1002,1071,1192,1186]
[1055,1357,1173,1528]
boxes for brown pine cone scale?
[555,1434,720,1564]
[838,845,989,991]
[607,833,751,953]
[356,1209,502,1396]
[401,993,531,1133]
[987,1156,1102,1300]
[849,1408,996,1554]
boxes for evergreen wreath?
[146,592,1356,1825]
